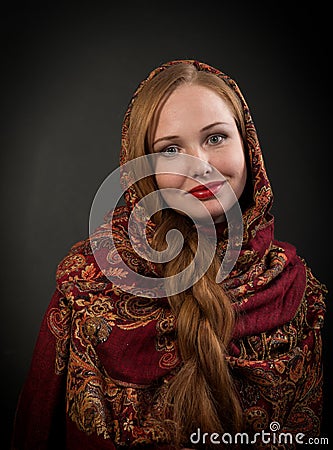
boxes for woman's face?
[151,84,247,223]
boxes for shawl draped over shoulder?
[12,60,327,449]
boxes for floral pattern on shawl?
[45,227,326,449]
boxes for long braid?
[152,210,243,446]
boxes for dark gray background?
[1,2,331,447]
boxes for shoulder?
[56,205,130,295]
[280,242,327,330]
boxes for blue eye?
[160,146,179,156]
[208,134,225,145]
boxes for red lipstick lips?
[188,181,224,200]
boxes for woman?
[12,60,327,449]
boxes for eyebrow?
[152,121,230,148]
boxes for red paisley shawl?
[12,60,327,449]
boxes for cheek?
[212,151,247,197]
[155,173,185,190]
[227,155,247,197]
[215,149,246,176]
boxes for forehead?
[155,84,234,132]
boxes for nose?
[187,149,213,179]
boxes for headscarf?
[13,60,327,449]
